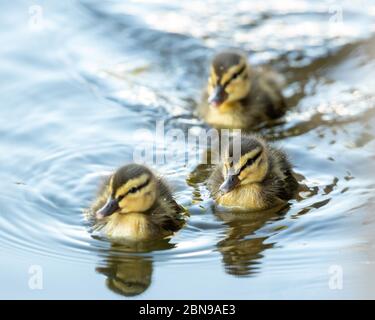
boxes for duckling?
[86,164,185,241]
[198,50,287,130]
[208,134,298,210]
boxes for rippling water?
[1,0,375,299]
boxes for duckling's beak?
[96,196,119,219]
[208,85,228,107]
[219,174,239,194]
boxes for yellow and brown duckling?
[208,134,298,210]
[198,50,287,130]
[86,164,185,241]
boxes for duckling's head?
[207,50,251,109]
[96,164,157,219]
[220,135,269,194]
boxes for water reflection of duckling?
[97,255,152,297]
[208,134,298,210]
[198,50,286,130]
[215,207,288,276]
[86,164,185,241]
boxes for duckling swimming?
[208,134,298,210]
[86,164,185,241]
[198,50,287,130]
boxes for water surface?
[0,0,375,299]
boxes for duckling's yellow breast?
[103,213,160,241]
[205,103,247,129]
[217,184,267,210]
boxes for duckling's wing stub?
[152,177,186,233]
[150,199,185,234]
[157,215,185,233]
[157,175,187,209]
[269,148,299,201]
[249,74,287,120]
[277,169,299,201]
[263,92,287,119]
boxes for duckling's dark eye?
[116,187,138,201]
[128,187,137,194]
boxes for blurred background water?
[0,0,374,299]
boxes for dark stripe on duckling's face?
[96,174,153,219]
[118,177,151,199]
[208,63,247,107]
[113,173,151,198]
[221,64,246,88]
[238,149,262,175]
[220,148,263,194]
[116,175,157,214]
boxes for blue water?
[0,0,374,299]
